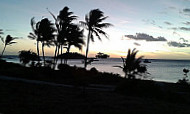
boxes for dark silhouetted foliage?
[1,35,17,57]
[18,50,39,66]
[114,48,147,79]
[80,9,112,68]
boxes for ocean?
[2,55,190,83]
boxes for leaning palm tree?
[80,9,112,68]
[114,49,147,79]
[64,24,85,64]
[1,35,17,57]
[28,17,41,63]
[38,18,55,65]
[48,6,77,64]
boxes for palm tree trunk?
[37,41,40,63]
[1,45,6,58]
[56,45,60,65]
[84,30,91,68]
[42,42,45,66]
[61,44,63,64]
[65,44,71,64]
[53,44,58,68]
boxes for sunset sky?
[0,0,190,59]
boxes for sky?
[0,0,190,59]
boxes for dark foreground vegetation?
[1,60,190,114]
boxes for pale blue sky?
[0,0,190,59]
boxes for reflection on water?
[3,55,190,83]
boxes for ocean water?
[2,55,190,83]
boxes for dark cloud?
[183,8,190,13]
[125,33,167,41]
[179,38,188,42]
[168,41,190,47]
[168,6,176,10]
[169,27,177,30]
[142,19,155,25]
[134,42,141,46]
[169,27,190,31]
[164,21,172,25]
[182,21,190,25]
[179,27,190,31]
[173,31,180,37]
[158,26,163,29]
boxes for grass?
[1,60,190,113]
[1,79,190,114]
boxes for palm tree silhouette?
[38,18,55,65]
[0,29,3,38]
[1,35,17,57]
[28,17,41,63]
[64,24,85,64]
[80,9,112,68]
[0,29,4,48]
[114,49,147,79]
[48,6,77,64]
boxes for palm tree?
[114,49,147,79]
[64,24,85,64]
[38,18,55,65]
[80,9,112,68]
[0,29,4,49]
[0,29,3,38]
[48,6,77,64]
[28,17,41,63]
[1,35,17,57]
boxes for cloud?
[173,31,180,37]
[142,19,155,25]
[182,21,190,25]
[183,8,190,13]
[134,42,141,46]
[168,41,190,47]
[169,27,177,30]
[179,38,188,42]
[168,6,176,10]
[169,27,190,31]
[125,33,167,41]
[179,27,190,31]
[164,21,172,25]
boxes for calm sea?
[2,55,190,83]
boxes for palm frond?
[93,30,102,41]
[96,23,113,28]
[1,37,4,43]
[113,65,123,69]
[94,28,108,38]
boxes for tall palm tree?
[38,18,55,65]
[28,17,41,63]
[114,49,147,79]
[64,24,85,64]
[48,6,77,64]
[1,35,17,57]
[80,9,112,68]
